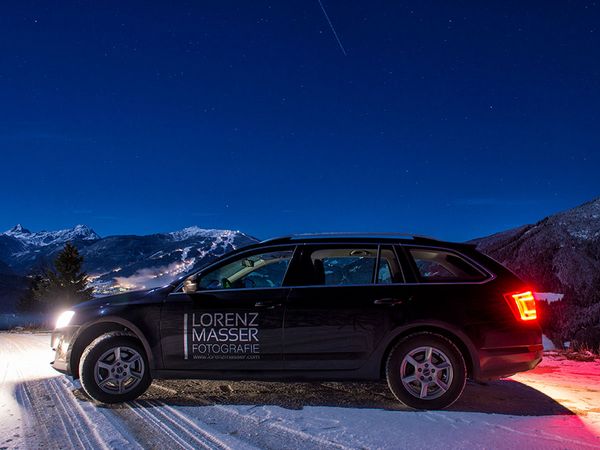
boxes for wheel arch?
[379,321,479,380]
[69,317,154,379]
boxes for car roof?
[258,233,473,248]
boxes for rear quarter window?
[408,248,488,283]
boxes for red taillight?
[504,290,537,321]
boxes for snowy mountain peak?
[168,226,242,242]
[2,224,101,247]
[4,224,32,235]
[71,224,98,236]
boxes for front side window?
[188,249,294,291]
[309,248,377,286]
[408,248,486,282]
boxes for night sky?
[1,1,599,241]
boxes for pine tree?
[21,243,94,313]
[16,273,47,313]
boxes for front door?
[160,246,296,371]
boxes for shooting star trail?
[317,0,347,56]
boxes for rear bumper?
[476,344,543,380]
[467,318,543,381]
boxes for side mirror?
[183,279,197,294]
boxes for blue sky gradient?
[1,1,599,240]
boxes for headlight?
[55,310,75,329]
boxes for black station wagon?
[51,233,543,409]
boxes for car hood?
[71,286,172,311]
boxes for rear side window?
[309,248,377,286]
[408,248,487,282]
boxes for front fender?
[77,316,156,367]
[62,315,160,378]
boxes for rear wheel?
[386,332,466,409]
[79,332,151,403]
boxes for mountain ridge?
[0,225,258,303]
[2,223,101,247]
[470,197,600,348]
[471,197,600,304]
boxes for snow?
[569,229,596,240]
[113,259,197,290]
[535,292,564,303]
[168,227,243,242]
[1,332,599,449]
[542,334,557,350]
[1,224,100,247]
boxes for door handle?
[254,301,282,309]
[373,297,404,306]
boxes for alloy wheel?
[93,346,145,395]
[399,345,454,400]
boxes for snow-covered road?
[1,332,599,449]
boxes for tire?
[79,332,152,403]
[386,332,466,410]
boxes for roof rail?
[261,232,441,244]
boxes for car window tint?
[310,248,376,286]
[378,259,392,284]
[377,248,400,284]
[196,250,293,290]
[409,248,486,282]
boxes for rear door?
[160,246,297,371]
[283,244,412,371]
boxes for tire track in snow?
[10,339,90,449]
[2,333,140,450]
[0,333,25,448]
[150,382,356,450]
[137,399,257,450]
[138,400,252,449]
[122,401,199,450]
[8,334,86,449]
[2,333,255,450]
[15,335,143,450]
[9,334,102,449]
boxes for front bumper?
[50,326,80,375]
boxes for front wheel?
[79,332,152,403]
[386,332,466,410]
